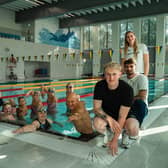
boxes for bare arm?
[68,102,85,121]
[108,105,130,156]
[26,90,33,96]
[134,90,147,101]
[112,105,130,139]
[13,121,40,134]
[41,85,47,97]
[94,99,121,134]
[47,118,63,127]
[121,58,126,73]
[143,53,149,76]
[69,113,81,121]
[94,99,108,116]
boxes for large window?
[120,21,134,47]
[99,24,108,49]
[83,26,90,50]
[99,23,112,49]
[165,16,168,45]
[141,17,156,46]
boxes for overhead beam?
[59,0,168,28]
[15,0,123,23]
[0,0,16,5]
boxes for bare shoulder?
[77,101,85,109]
[47,118,53,124]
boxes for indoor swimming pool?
[0,77,167,140]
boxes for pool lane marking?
[1,84,95,99]
[23,81,96,91]
[24,93,94,109]
[0,81,97,92]
[0,79,96,88]
[0,78,100,88]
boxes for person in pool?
[65,83,80,117]
[26,90,43,119]
[13,107,62,134]
[41,86,57,116]
[0,101,16,121]
[16,97,28,121]
[66,82,74,97]
[67,92,93,135]
[0,91,4,107]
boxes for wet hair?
[18,96,25,101]
[66,83,73,89]
[124,58,137,66]
[2,101,12,111]
[104,62,121,72]
[48,88,55,93]
[34,91,40,96]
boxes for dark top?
[35,118,51,131]
[0,99,3,106]
[94,79,133,120]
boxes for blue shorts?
[127,99,148,126]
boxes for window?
[141,17,156,46]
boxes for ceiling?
[0,0,167,28]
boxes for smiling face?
[37,111,47,121]
[3,104,12,114]
[124,63,136,76]
[66,93,79,110]
[125,32,136,47]
[18,97,26,106]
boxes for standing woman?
[121,31,149,76]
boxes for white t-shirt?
[121,73,148,105]
[121,44,149,74]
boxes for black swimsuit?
[36,118,51,131]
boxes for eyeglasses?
[38,108,47,113]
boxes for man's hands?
[107,139,118,156]
[68,113,80,121]
[105,115,121,156]
[13,127,24,134]
[106,115,121,134]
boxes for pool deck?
[0,94,168,168]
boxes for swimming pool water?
[0,77,167,139]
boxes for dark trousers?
[127,99,148,126]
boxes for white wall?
[0,62,7,80]
[0,8,22,34]
[0,38,80,81]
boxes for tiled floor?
[0,94,168,168]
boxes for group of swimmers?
[0,85,62,125]
[0,31,149,156]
